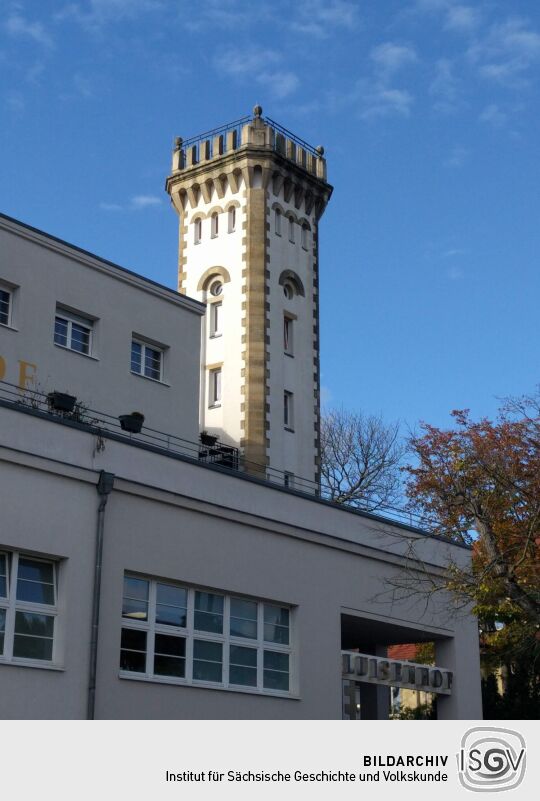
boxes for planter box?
[48,391,77,413]
[119,413,145,434]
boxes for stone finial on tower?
[253,104,263,119]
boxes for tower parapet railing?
[171,106,327,182]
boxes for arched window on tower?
[194,218,202,245]
[301,224,309,250]
[228,206,236,233]
[275,208,282,236]
[288,216,295,243]
[211,212,219,238]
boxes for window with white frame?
[131,339,163,382]
[0,286,12,327]
[228,206,236,233]
[284,390,294,430]
[210,302,222,338]
[0,551,57,664]
[275,208,282,236]
[119,574,293,693]
[288,216,295,243]
[284,315,293,355]
[194,218,202,245]
[209,367,222,406]
[211,212,219,238]
[54,308,93,356]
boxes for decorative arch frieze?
[278,269,305,297]
[197,265,232,292]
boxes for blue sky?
[1,0,539,434]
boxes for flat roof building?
[0,110,482,720]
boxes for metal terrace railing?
[0,379,429,533]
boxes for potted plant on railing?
[47,391,77,413]
[118,411,145,434]
[200,430,218,446]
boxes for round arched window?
[209,280,223,297]
[283,281,294,300]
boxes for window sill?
[130,370,170,387]
[208,403,222,409]
[54,342,99,361]
[209,333,223,339]
[284,426,295,433]
[119,671,299,699]
[211,234,218,239]
[284,351,294,358]
[0,657,64,672]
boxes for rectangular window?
[119,574,293,695]
[54,309,93,355]
[288,217,295,243]
[228,206,236,233]
[0,287,12,327]
[275,209,281,236]
[194,218,202,245]
[210,302,222,338]
[301,225,309,250]
[131,339,163,382]
[0,551,57,664]
[209,367,222,406]
[211,213,219,238]
[284,316,293,355]
[284,390,294,430]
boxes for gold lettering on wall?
[18,360,37,389]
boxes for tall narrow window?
[0,287,12,327]
[194,218,202,244]
[275,208,282,235]
[209,368,222,406]
[211,213,219,238]
[283,472,295,488]
[210,302,222,338]
[288,217,295,243]
[228,206,236,233]
[284,316,293,355]
[284,390,293,430]
[301,225,309,249]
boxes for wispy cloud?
[447,265,464,280]
[358,83,414,119]
[444,5,480,34]
[5,90,25,114]
[215,48,299,98]
[370,42,418,75]
[444,145,469,168]
[479,103,507,127]
[100,195,163,212]
[56,0,163,32]
[468,17,540,86]
[5,12,53,48]
[291,0,359,38]
[429,58,460,113]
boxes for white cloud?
[99,202,123,212]
[444,145,469,167]
[5,13,53,48]
[447,265,464,280]
[469,17,540,85]
[56,0,163,31]
[358,83,414,119]
[215,48,300,98]
[479,103,507,126]
[131,195,162,209]
[5,90,25,113]
[370,42,418,74]
[429,57,460,112]
[444,5,480,34]
[292,0,359,38]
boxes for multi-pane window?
[211,212,219,238]
[209,367,222,406]
[131,339,163,382]
[210,302,222,337]
[0,287,12,327]
[284,316,293,355]
[275,208,282,236]
[194,218,202,244]
[54,309,93,355]
[284,390,294,430]
[228,206,236,233]
[0,552,57,664]
[120,574,293,694]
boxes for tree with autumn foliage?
[404,392,540,717]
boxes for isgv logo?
[457,727,526,792]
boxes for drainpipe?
[87,470,115,720]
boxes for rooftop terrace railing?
[0,379,430,533]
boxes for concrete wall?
[0,214,204,442]
[0,404,483,720]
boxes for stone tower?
[166,106,332,487]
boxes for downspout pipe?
[87,470,115,720]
